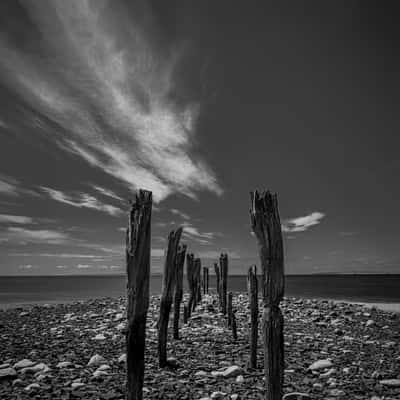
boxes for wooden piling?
[186,253,195,316]
[183,304,188,324]
[157,228,183,368]
[194,258,202,306]
[227,291,233,327]
[219,253,228,315]
[250,190,284,400]
[214,262,220,305]
[126,190,152,400]
[247,265,258,369]
[231,311,238,340]
[173,244,187,340]
[203,267,209,294]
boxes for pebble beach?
[0,293,399,399]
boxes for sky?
[0,0,399,276]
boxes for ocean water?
[0,274,399,308]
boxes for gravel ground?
[0,293,399,399]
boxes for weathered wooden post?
[250,190,284,400]
[194,258,202,306]
[186,253,195,316]
[203,267,209,294]
[219,253,228,315]
[126,190,152,400]
[183,304,188,324]
[231,311,238,340]
[214,262,221,305]
[157,228,183,368]
[247,265,258,369]
[173,244,187,340]
[206,267,209,293]
[227,291,233,327]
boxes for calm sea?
[0,274,399,308]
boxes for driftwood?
[173,244,187,340]
[219,253,228,315]
[157,228,183,368]
[247,265,258,369]
[126,190,152,400]
[214,262,221,306]
[250,190,284,400]
[186,253,195,316]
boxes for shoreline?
[1,295,400,314]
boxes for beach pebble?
[87,354,107,367]
[117,353,127,363]
[210,391,227,399]
[24,382,40,391]
[92,369,109,378]
[217,365,243,378]
[329,389,345,397]
[93,333,106,340]
[235,374,244,383]
[13,359,35,369]
[21,362,49,374]
[283,393,312,400]
[230,395,239,400]
[0,367,17,380]
[71,382,85,390]
[308,359,333,371]
[379,379,400,387]
[366,319,375,327]
[320,368,336,378]
[56,361,73,368]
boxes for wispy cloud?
[8,252,111,259]
[170,208,190,220]
[181,223,222,245]
[282,212,325,233]
[0,174,19,196]
[18,264,38,270]
[91,185,124,202]
[5,227,70,245]
[56,265,68,269]
[0,1,222,202]
[41,187,122,216]
[76,264,92,269]
[0,214,35,224]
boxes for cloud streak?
[282,212,325,233]
[41,187,122,216]
[0,0,222,202]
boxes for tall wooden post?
[126,190,152,400]
[250,190,284,400]
[214,262,220,305]
[219,253,228,315]
[247,265,258,369]
[157,228,183,368]
[173,244,187,340]
[186,253,195,316]
[194,258,202,306]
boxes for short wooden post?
[126,190,152,400]
[186,253,195,316]
[250,190,284,400]
[173,244,187,340]
[247,265,258,369]
[219,253,228,315]
[227,291,233,327]
[157,228,183,368]
[231,311,237,340]
[214,262,221,305]
[203,267,209,294]
[183,304,188,324]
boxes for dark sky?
[0,0,399,275]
